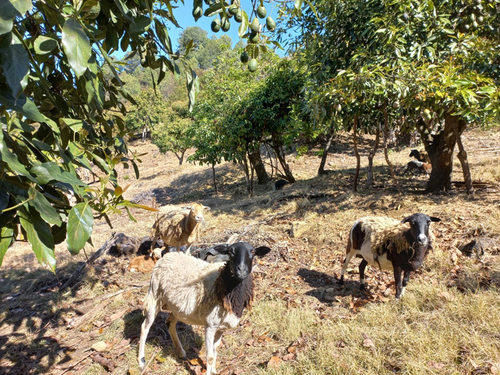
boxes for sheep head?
[401,213,441,268]
[187,203,211,223]
[214,242,271,281]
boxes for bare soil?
[1,128,500,374]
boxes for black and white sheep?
[138,242,271,375]
[339,213,441,299]
[409,149,431,164]
[402,160,432,176]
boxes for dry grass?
[1,128,500,374]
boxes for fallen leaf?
[282,353,295,361]
[189,357,204,367]
[91,341,108,352]
[437,291,455,301]
[427,361,446,370]
[287,345,297,354]
[362,333,375,350]
[245,339,255,346]
[267,356,281,370]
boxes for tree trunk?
[212,163,218,194]
[419,112,466,192]
[248,147,269,184]
[353,113,360,192]
[318,121,336,176]
[366,124,381,188]
[271,134,295,183]
[241,154,253,196]
[452,115,473,195]
[175,149,186,165]
[383,100,401,194]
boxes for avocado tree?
[0,0,300,269]
[152,101,193,165]
[286,0,500,193]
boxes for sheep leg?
[211,330,224,374]
[167,314,186,359]
[400,270,411,298]
[185,244,192,255]
[339,239,356,285]
[359,258,368,290]
[138,303,158,369]
[394,266,403,299]
[205,326,218,375]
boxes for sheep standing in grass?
[151,203,210,255]
[138,242,271,375]
[339,213,441,299]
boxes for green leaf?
[186,68,198,111]
[30,162,87,186]
[0,92,60,133]
[0,213,15,266]
[66,202,94,254]
[0,0,32,35]
[204,2,227,17]
[62,18,91,78]
[29,188,63,226]
[60,118,84,132]
[0,129,35,180]
[130,15,151,35]
[238,10,249,38]
[294,0,304,10]
[19,206,56,272]
[0,18,12,36]
[0,33,29,98]
[34,35,58,55]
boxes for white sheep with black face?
[339,213,441,299]
[137,241,271,375]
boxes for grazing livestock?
[274,179,288,190]
[138,242,271,375]
[151,203,210,255]
[339,213,441,299]
[409,149,431,164]
[402,160,432,176]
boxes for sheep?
[108,233,163,257]
[151,203,210,255]
[402,160,432,176]
[137,241,271,375]
[409,149,431,164]
[274,179,288,190]
[339,213,441,299]
[127,254,158,273]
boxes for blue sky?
[166,1,284,52]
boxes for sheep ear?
[401,217,410,224]
[253,246,271,258]
[430,217,441,222]
[213,244,230,254]
[203,206,211,211]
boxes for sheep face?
[215,242,271,281]
[188,203,210,223]
[401,213,441,248]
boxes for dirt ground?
[1,128,500,374]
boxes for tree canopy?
[0,0,294,270]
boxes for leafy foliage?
[0,0,295,269]
[285,0,500,191]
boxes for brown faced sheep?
[138,242,271,375]
[151,203,210,255]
